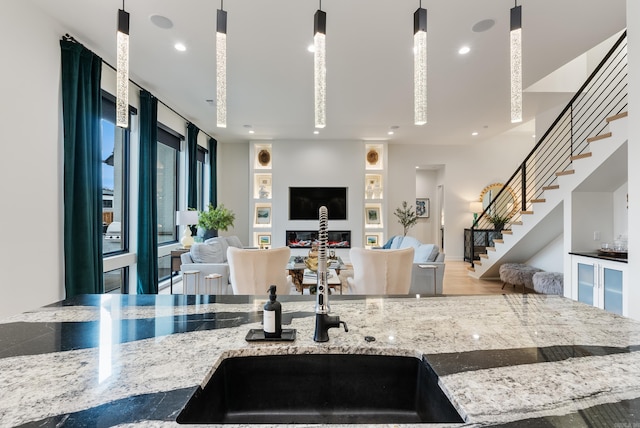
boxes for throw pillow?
[390,235,404,249]
[427,246,440,262]
[190,242,224,263]
[414,244,435,263]
[399,236,421,250]
[205,237,229,262]
[225,235,243,249]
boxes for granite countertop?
[569,251,628,263]
[1,293,640,427]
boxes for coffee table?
[287,256,345,292]
[300,269,343,295]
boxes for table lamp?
[176,210,200,249]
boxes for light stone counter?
[1,293,639,427]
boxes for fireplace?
[286,230,351,248]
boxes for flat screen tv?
[289,187,348,220]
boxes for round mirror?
[479,183,518,217]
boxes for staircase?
[469,113,628,279]
[467,31,628,279]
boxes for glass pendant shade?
[414,8,427,126]
[314,9,326,129]
[510,5,522,123]
[216,9,227,128]
[116,9,130,128]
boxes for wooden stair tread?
[531,199,546,203]
[587,132,612,143]
[556,170,575,177]
[493,239,504,244]
[543,185,560,191]
[510,221,523,226]
[467,266,475,272]
[606,111,628,122]
[571,152,592,161]
[486,247,496,252]
[501,230,513,235]
[474,261,482,266]
[521,210,534,215]
[480,254,489,259]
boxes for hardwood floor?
[443,260,521,295]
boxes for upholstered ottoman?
[532,272,564,295]
[499,263,543,292]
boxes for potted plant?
[488,213,511,231]
[393,201,418,236]
[197,203,236,240]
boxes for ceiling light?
[472,132,478,136]
[414,3,427,126]
[116,1,130,128]
[314,130,319,135]
[174,42,186,52]
[314,2,327,129]
[510,2,522,123]
[216,1,227,128]
[249,130,255,134]
[307,44,315,53]
[388,131,394,135]
[458,46,470,55]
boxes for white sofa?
[378,235,445,295]
[179,235,248,294]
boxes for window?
[196,146,207,210]
[104,267,129,294]
[101,93,129,256]
[157,126,180,245]
[157,125,182,282]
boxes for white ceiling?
[27,0,626,145]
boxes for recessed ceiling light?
[458,46,471,55]
[249,130,255,134]
[313,130,319,135]
[388,131,394,135]
[415,166,419,169]
[472,131,478,136]
[174,43,187,52]
[532,134,536,138]
[307,44,315,53]
[150,14,173,29]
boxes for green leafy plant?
[488,213,511,231]
[393,201,418,236]
[198,203,236,232]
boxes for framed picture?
[258,234,271,246]
[365,207,381,225]
[416,198,430,218]
[366,235,379,246]
[255,206,271,225]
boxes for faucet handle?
[339,320,348,332]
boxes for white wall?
[415,169,439,243]
[218,142,250,245]
[388,136,533,260]
[613,182,628,242]
[571,192,614,250]
[626,0,639,320]
[0,1,66,317]
[526,234,564,272]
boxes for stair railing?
[469,31,627,268]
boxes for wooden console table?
[170,248,190,294]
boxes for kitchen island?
[1,293,640,426]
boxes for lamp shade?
[176,210,199,225]
[469,201,483,214]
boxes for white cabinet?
[571,255,627,316]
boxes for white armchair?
[347,247,414,294]
[227,246,293,295]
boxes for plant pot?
[197,227,218,240]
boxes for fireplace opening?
[286,230,351,248]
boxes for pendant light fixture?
[510,1,522,123]
[414,1,427,126]
[216,0,227,128]
[314,1,326,129]
[116,0,130,128]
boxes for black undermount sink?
[177,353,464,424]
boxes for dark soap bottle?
[263,285,282,338]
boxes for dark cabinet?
[464,229,501,262]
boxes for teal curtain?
[208,137,218,207]
[60,39,104,297]
[137,90,159,294]
[187,123,199,210]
